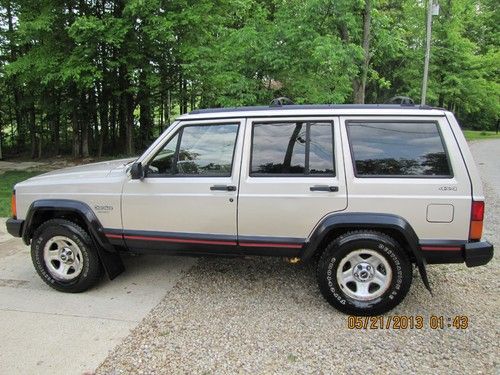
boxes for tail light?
[11,191,17,219]
[469,200,484,241]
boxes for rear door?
[237,116,347,252]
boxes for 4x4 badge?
[439,186,457,191]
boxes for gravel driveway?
[97,141,499,375]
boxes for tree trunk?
[353,0,372,104]
[110,95,117,153]
[89,88,98,155]
[29,102,37,159]
[6,0,25,153]
[182,79,188,114]
[54,94,61,155]
[166,89,171,127]
[159,91,164,133]
[81,92,89,158]
[125,90,135,155]
[98,82,110,158]
[70,85,80,158]
[179,72,188,114]
[138,70,152,150]
[283,123,303,172]
[119,65,135,155]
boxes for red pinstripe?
[105,233,302,248]
[421,246,462,251]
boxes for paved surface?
[469,139,500,198]
[0,219,195,374]
[0,161,46,173]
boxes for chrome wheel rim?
[336,249,392,301]
[43,236,84,281]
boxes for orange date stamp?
[347,315,469,330]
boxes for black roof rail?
[188,103,438,115]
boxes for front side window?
[251,122,335,176]
[347,121,452,177]
[148,123,239,177]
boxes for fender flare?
[303,212,431,293]
[22,199,124,280]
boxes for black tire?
[31,219,103,292]
[317,231,412,316]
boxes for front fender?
[23,199,124,280]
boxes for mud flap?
[95,246,125,280]
[416,258,432,296]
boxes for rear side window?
[347,121,452,177]
[251,122,335,176]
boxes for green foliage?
[0,0,498,159]
[463,130,500,141]
[0,171,41,217]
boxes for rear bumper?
[421,241,493,267]
[6,218,24,238]
[464,241,494,267]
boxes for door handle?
[310,185,339,192]
[210,185,237,191]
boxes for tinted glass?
[347,122,452,177]
[251,122,334,175]
[148,124,238,176]
[309,124,335,175]
[148,133,179,175]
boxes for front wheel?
[317,231,412,316]
[31,219,103,292]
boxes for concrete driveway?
[469,139,500,198]
[0,220,195,374]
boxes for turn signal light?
[11,191,17,219]
[469,201,484,241]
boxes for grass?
[0,171,41,217]
[463,130,500,141]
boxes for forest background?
[0,0,498,159]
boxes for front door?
[121,119,244,254]
[237,117,348,253]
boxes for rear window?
[347,121,452,177]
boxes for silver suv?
[6,104,494,315]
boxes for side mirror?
[130,162,145,180]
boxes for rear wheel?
[317,231,412,316]
[31,219,103,292]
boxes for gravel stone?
[96,161,499,375]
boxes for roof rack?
[189,103,434,115]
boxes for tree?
[0,0,498,159]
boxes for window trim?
[346,120,454,179]
[249,120,336,178]
[145,122,240,178]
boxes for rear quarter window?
[346,121,452,178]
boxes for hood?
[24,158,136,182]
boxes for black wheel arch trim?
[303,212,432,293]
[22,199,124,280]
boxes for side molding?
[23,199,124,279]
[303,212,431,293]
